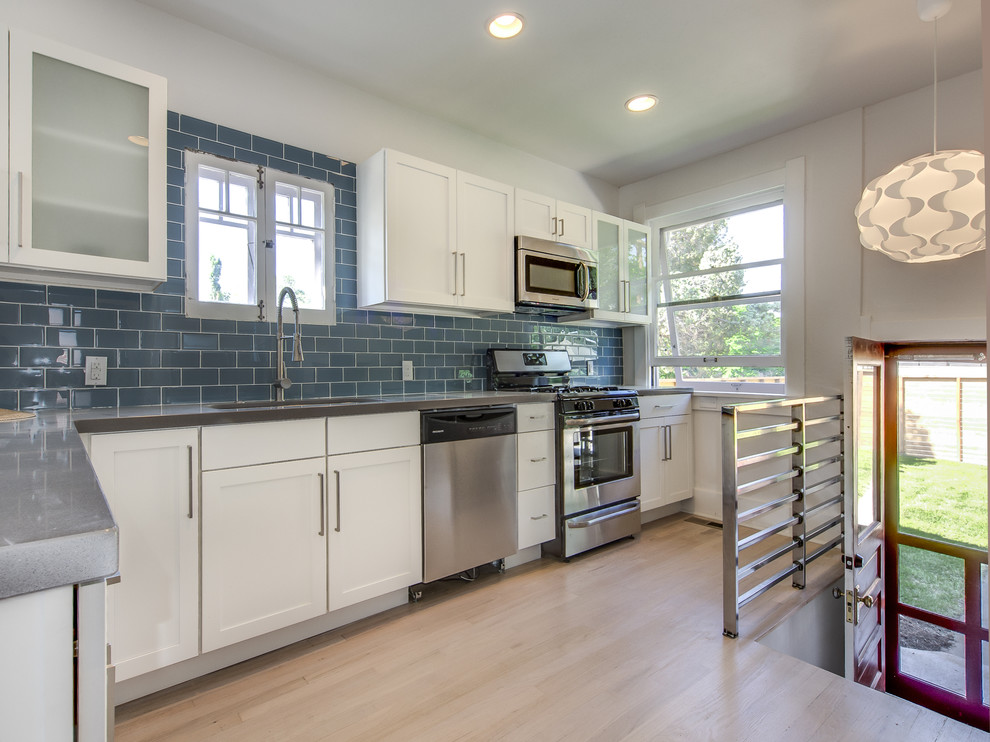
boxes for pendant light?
[854,0,985,263]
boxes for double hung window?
[649,163,803,394]
[184,151,334,323]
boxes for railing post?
[722,406,740,638]
[791,402,807,590]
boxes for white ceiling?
[135,0,983,187]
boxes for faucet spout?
[274,286,304,401]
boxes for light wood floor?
[115,515,988,741]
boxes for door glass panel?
[856,365,879,533]
[899,544,965,620]
[627,226,649,316]
[984,641,989,706]
[33,53,149,260]
[897,358,988,550]
[573,427,633,488]
[597,219,621,312]
[899,616,965,696]
[983,563,988,630]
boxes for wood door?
[842,337,885,689]
[89,428,199,681]
[201,458,327,652]
[328,446,422,611]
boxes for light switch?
[402,360,414,381]
[84,356,108,386]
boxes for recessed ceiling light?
[127,135,150,147]
[488,13,524,39]
[625,95,658,113]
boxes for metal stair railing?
[722,395,844,638]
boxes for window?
[184,151,335,323]
[647,161,804,394]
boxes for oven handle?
[562,411,640,428]
[566,501,641,528]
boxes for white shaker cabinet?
[200,419,328,652]
[88,428,199,682]
[516,403,556,549]
[358,149,513,314]
[326,412,422,611]
[515,189,593,249]
[639,395,694,512]
[4,30,167,291]
[591,212,651,325]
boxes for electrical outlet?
[402,360,414,381]
[84,356,108,386]
[587,360,595,376]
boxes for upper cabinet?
[588,212,651,325]
[358,149,513,315]
[3,30,167,291]
[515,189,592,249]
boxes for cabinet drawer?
[517,430,555,491]
[639,394,691,419]
[201,419,325,470]
[518,485,555,549]
[327,411,419,455]
[516,402,555,432]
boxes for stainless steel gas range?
[488,348,641,559]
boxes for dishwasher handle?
[421,406,517,444]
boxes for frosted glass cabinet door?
[626,224,650,318]
[7,31,166,285]
[594,213,623,313]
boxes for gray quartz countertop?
[0,387,691,600]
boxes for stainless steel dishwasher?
[421,406,517,583]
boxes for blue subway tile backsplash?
[0,113,623,410]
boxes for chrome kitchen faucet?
[273,286,304,401]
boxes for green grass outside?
[896,455,987,619]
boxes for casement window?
[184,151,335,323]
[647,161,805,394]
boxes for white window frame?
[184,150,335,324]
[645,158,805,395]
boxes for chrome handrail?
[722,394,844,638]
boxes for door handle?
[460,252,466,296]
[559,218,565,237]
[333,470,341,533]
[16,171,24,248]
[187,445,194,518]
[451,251,458,296]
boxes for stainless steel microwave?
[515,236,598,311]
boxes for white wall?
[620,69,985,398]
[0,0,618,213]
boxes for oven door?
[516,248,599,309]
[560,416,640,515]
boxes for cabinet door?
[89,428,199,682]
[201,458,327,652]
[7,30,166,287]
[456,171,514,312]
[383,151,457,307]
[328,446,422,611]
[515,189,556,241]
[638,420,665,512]
[518,485,555,549]
[517,430,554,491]
[663,415,694,504]
[625,222,651,321]
[594,213,623,314]
[555,200,592,249]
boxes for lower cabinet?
[640,410,694,512]
[201,457,328,652]
[327,445,422,611]
[516,403,557,549]
[88,428,199,682]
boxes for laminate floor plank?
[115,514,987,741]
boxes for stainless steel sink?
[210,396,379,410]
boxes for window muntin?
[653,201,784,392]
[185,151,334,323]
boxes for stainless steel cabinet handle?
[567,502,639,528]
[666,425,673,462]
[559,218,565,236]
[451,251,458,296]
[333,470,342,533]
[552,216,558,236]
[625,281,632,313]
[16,172,24,248]
[187,445,194,518]
[318,473,325,536]
[460,252,466,296]
[530,456,547,463]
[530,514,548,520]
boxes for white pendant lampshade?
[854,150,986,263]
[854,0,986,263]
